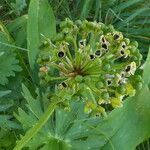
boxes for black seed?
[114,34,119,40]
[120,50,125,55]
[80,41,84,45]
[102,43,108,49]
[95,50,101,56]
[95,113,100,117]
[118,80,122,85]
[125,65,131,72]
[58,51,65,58]
[121,72,125,77]
[79,40,85,46]
[90,54,95,60]
[62,82,67,88]
[107,80,112,85]
[122,44,126,48]
[101,37,105,43]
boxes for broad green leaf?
[143,47,150,85]
[38,0,56,40]
[101,85,150,150]
[27,0,56,71]
[27,0,40,70]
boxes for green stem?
[13,100,61,150]
[86,87,97,105]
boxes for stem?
[86,87,97,105]
[13,100,61,150]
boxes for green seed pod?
[101,92,109,100]
[75,75,83,82]
[54,33,64,41]
[131,41,138,48]
[117,85,126,94]
[75,20,82,26]
[103,63,111,71]
[136,53,143,60]
[65,35,74,43]
[124,38,130,45]
[95,82,104,89]
[130,46,137,53]
[111,97,123,108]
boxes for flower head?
[38,19,142,115]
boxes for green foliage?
[101,85,150,150]
[50,0,150,57]
[11,0,27,14]
[27,0,56,72]
[143,47,150,85]
[14,84,103,150]
[0,22,22,85]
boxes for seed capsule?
[62,82,67,88]
[120,50,125,55]
[125,65,131,73]
[95,50,101,56]
[117,85,126,94]
[95,82,104,89]
[107,79,112,86]
[101,36,106,43]
[111,97,123,108]
[58,51,65,58]
[79,39,86,48]
[101,92,109,99]
[103,63,111,71]
[75,75,83,82]
[114,34,119,40]
[122,42,126,48]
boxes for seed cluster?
[37,19,143,116]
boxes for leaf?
[27,0,56,71]
[0,51,22,85]
[38,0,56,40]
[0,90,11,98]
[100,85,150,150]
[11,0,27,15]
[0,129,16,149]
[79,0,94,20]
[0,89,20,131]
[14,85,59,150]
[6,15,28,47]
[14,85,107,150]
[0,23,22,85]
[143,47,150,85]
[27,0,39,71]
